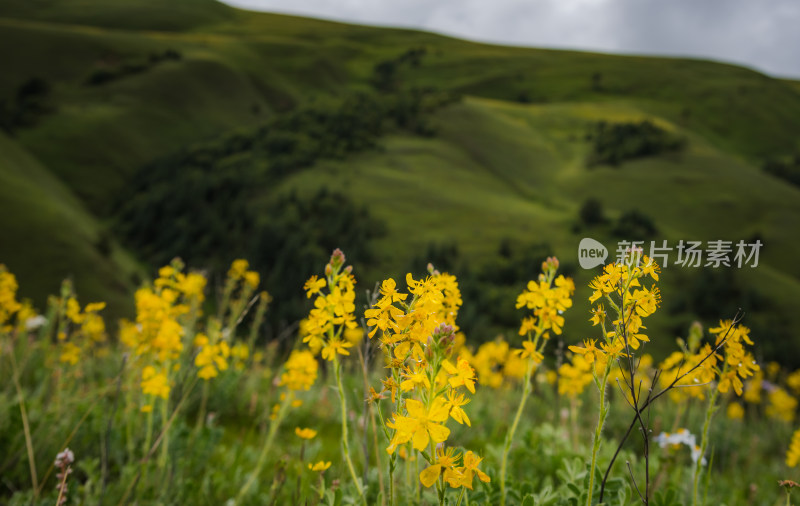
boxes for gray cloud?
[223,0,800,78]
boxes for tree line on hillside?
[587,120,687,167]
[85,49,183,86]
[115,88,457,333]
[763,154,800,187]
[0,77,54,134]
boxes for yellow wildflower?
[59,342,81,365]
[303,275,326,298]
[459,450,491,489]
[442,357,476,393]
[141,366,170,400]
[420,447,462,488]
[308,461,331,472]
[727,402,745,420]
[386,398,450,453]
[442,390,471,426]
[295,427,318,440]
[788,428,800,467]
[279,350,318,391]
[321,337,352,361]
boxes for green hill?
[0,132,139,320]
[1,0,799,359]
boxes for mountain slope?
[1,0,799,358]
[0,133,139,319]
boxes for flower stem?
[587,371,610,506]
[236,392,291,504]
[159,396,169,469]
[9,348,39,498]
[334,357,366,503]
[692,386,719,506]
[500,330,543,506]
[500,361,533,506]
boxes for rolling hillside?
[1,0,799,359]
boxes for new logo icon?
[578,238,608,269]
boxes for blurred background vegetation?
[1,0,800,364]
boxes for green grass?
[273,96,800,354]
[0,133,140,321]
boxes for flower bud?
[425,337,434,360]
[330,248,346,269]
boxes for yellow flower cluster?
[767,388,797,423]
[0,264,23,332]
[0,266,41,360]
[557,353,595,399]
[365,267,461,361]
[53,280,108,366]
[709,320,759,397]
[515,257,574,338]
[367,265,489,492]
[735,364,800,423]
[726,401,745,420]
[279,350,319,392]
[516,257,574,381]
[228,259,260,291]
[788,428,800,467]
[658,343,718,403]
[219,259,263,335]
[194,333,230,380]
[461,338,526,389]
[119,261,211,407]
[566,251,660,382]
[301,249,359,361]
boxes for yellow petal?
[405,398,425,418]
[412,427,430,451]
[427,423,450,444]
[419,464,442,488]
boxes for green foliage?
[115,88,455,328]
[763,155,800,187]
[587,120,686,166]
[0,77,54,133]
[251,188,387,328]
[579,198,607,227]
[371,46,428,92]
[611,209,658,240]
[84,49,182,86]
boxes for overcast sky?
[222,0,800,78]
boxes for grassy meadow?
[2,0,800,504]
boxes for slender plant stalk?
[692,385,719,505]
[587,370,611,506]
[500,360,533,506]
[456,486,466,506]
[55,463,70,505]
[500,329,544,506]
[235,391,292,504]
[195,381,210,433]
[159,396,170,469]
[9,348,39,498]
[100,355,127,506]
[334,356,366,503]
[36,378,117,498]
